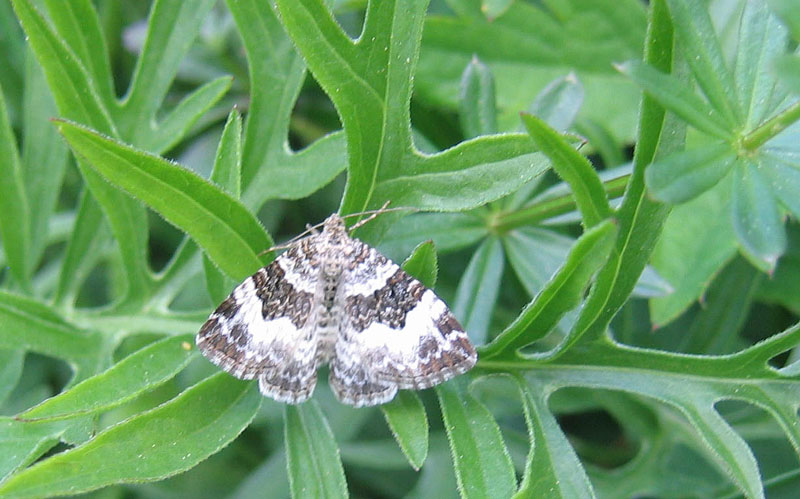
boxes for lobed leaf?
[56,121,272,281]
[228,0,346,205]
[20,335,197,421]
[284,402,348,499]
[558,0,679,350]
[0,373,261,498]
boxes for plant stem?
[492,174,629,232]
[741,101,800,151]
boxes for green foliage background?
[1,0,800,497]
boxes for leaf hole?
[549,388,640,470]
[3,353,72,416]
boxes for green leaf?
[228,0,346,205]
[275,0,426,215]
[20,335,197,421]
[665,0,741,125]
[53,191,108,307]
[731,160,785,272]
[513,378,594,498]
[645,142,737,204]
[119,0,217,129]
[649,179,738,326]
[12,0,153,303]
[735,0,788,130]
[0,418,71,481]
[20,49,69,270]
[0,84,31,288]
[204,110,243,304]
[530,72,584,132]
[0,349,24,406]
[10,0,114,133]
[284,402,348,499]
[522,112,611,228]
[145,76,233,154]
[480,220,617,359]
[453,238,504,344]
[402,240,439,289]
[559,0,679,350]
[617,59,733,140]
[459,56,498,138]
[56,121,272,281]
[378,212,486,262]
[437,379,516,498]
[373,134,550,212]
[766,0,800,40]
[42,0,114,104]
[0,290,100,364]
[380,391,429,470]
[760,152,800,221]
[503,228,576,297]
[0,374,260,498]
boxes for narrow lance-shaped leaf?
[557,0,679,350]
[0,290,99,363]
[378,241,438,470]
[21,48,69,270]
[513,378,595,498]
[118,0,217,128]
[480,220,617,360]
[56,121,272,281]
[437,379,517,498]
[0,374,261,498]
[0,86,31,288]
[205,110,243,304]
[645,142,736,204]
[375,134,549,212]
[522,113,611,228]
[617,59,732,140]
[453,237,504,345]
[459,56,498,138]
[665,0,741,126]
[20,335,197,421]
[731,160,785,272]
[284,402,348,499]
[530,72,584,132]
[42,0,114,104]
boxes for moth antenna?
[257,221,327,257]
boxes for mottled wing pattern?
[330,241,477,405]
[196,242,320,404]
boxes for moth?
[196,211,476,407]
